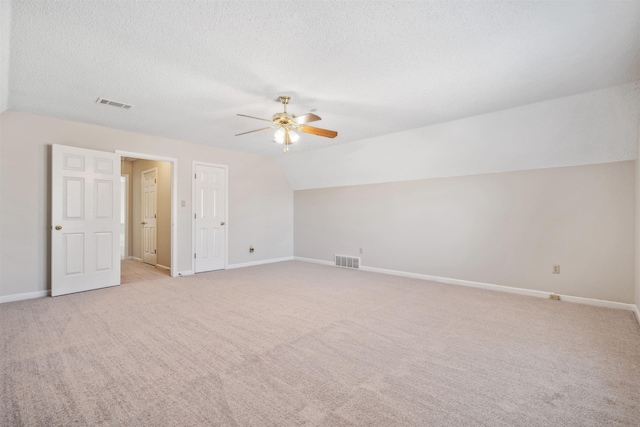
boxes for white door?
[51,144,121,296]
[194,164,227,272]
[142,168,157,266]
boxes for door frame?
[116,150,178,277]
[120,173,129,259]
[192,161,229,273]
[141,167,158,266]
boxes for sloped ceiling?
[3,1,639,160]
[279,83,639,189]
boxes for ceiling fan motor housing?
[273,112,294,126]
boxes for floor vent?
[96,97,133,109]
[335,255,360,269]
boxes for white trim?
[156,264,171,271]
[177,270,194,276]
[1,290,50,303]
[295,257,637,312]
[192,161,229,273]
[634,304,640,325]
[293,256,334,266]
[361,264,551,299]
[556,294,635,311]
[120,173,129,259]
[128,256,142,262]
[227,256,294,269]
[115,150,178,278]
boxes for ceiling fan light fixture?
[274,128,299,145]
[274,127,285,144]
[237,95,337,153]
[289,130,300,143]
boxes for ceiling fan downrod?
[278,95,290,113]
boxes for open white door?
[141,168,158,266]
[51,144,121,296]
[194,163,227,273]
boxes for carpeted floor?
[1,261,639,426]
[121,259,171,284]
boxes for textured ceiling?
[4,0,640,158]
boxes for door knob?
[55,225,62,230]
[220,221,225,226]
[141,221,147,225]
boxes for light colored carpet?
[1,261,639,426]
[121,259,170,284]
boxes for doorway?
[117,150,178,279]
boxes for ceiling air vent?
[335,255,360,269]
[95,97,133,109]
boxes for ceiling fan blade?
[299,125,338,138]
[235,126,273,136]
[237,114,273,123]
[292,113,321,124]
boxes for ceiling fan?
[235,96,338,153]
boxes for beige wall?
[131,159,172,267]
[0,111,293,298]
[295,161,635,303]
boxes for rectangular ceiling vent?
[335,255,360,269]
[95,97,133,109]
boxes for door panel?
[64,233,84,275]
[95,180,114,218]
[52,144,121,296]
[194,164,227,273]
[96,232,113,271]
[64,178,84,219]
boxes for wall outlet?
[553,265,560,274]
[549,293,560,301]
[359,247,363,254]
[249,247,254,253]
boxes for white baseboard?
[293,256,334,266]
[295,257,637,312]
[177,270,194,277]
[128,256,142,262]
[556,294,635,311]
[227,256,294,270]
[0,290,50,303]
[156,264,171,271]
[634,304,640,326]
[361,264,552,300]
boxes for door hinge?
[194,213,196,219]
[194,253,197,259]
[194,173,197,179]
[154,178,157,184]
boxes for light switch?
[181,200,186,207]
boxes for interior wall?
[0,111,293,298]
[131,159,172,268]
[295,161,635,303]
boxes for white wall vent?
[95,97,133,109]
[335,255,360,269]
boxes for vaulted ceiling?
[2,1,639,161]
